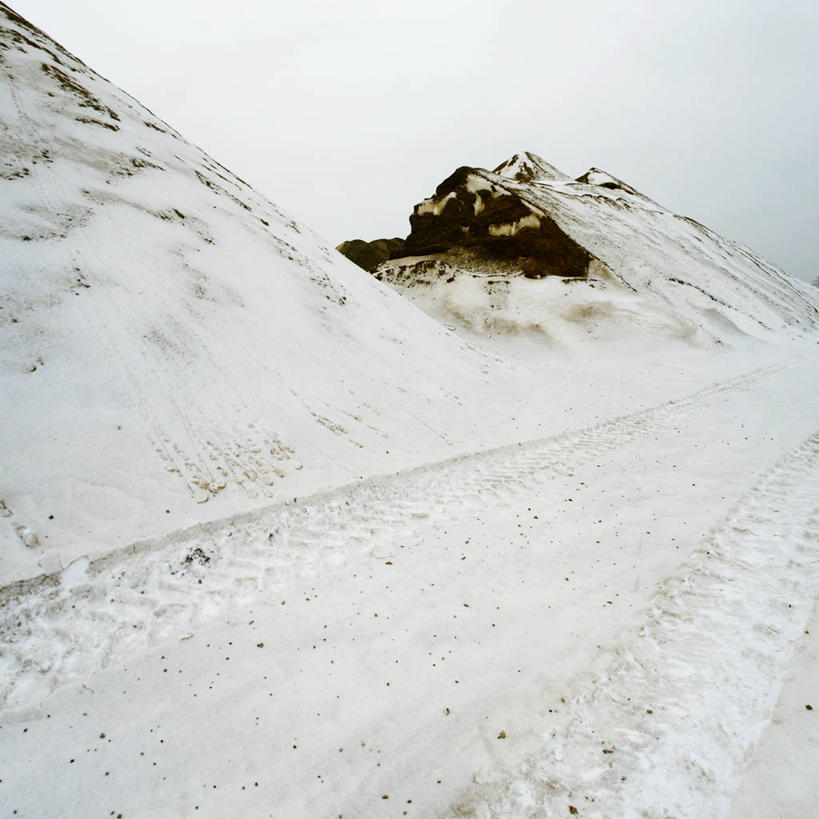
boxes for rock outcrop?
[336,237,404,272]
[397,165,592,278]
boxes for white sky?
[11,0,819,282]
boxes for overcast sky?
[12,0,819,282]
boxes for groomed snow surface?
[2,345,819,818]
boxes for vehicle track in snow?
[0,357,808,714]
[442,430,819,818]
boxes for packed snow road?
[1,353,818,818]
[445,431,819,818]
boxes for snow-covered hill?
[375,151,819,346]
[0,5,545,585]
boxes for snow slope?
[0,4,545,586]
[377,153,819,347]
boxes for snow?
[0,8,547,587]
[581,168,625,189]
[377,260,723,345]
[2,6,819,819]
[729,602,819,818]
[416,191,458,216]
[466,175,495,195]
[493,152,572,184]
[3,347,819,818]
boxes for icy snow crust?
[3,6,819,819]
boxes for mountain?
[369,153,818,346]
[492,151,571,183]
[0,4,536,585]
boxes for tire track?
[444,431,819,818]
[0,358,805,713]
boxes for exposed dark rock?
[337,237,405,272]
[395,165,592,278]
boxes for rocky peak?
[493,152,571,184]
[397,163,592,278]
[575,168,650,200]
